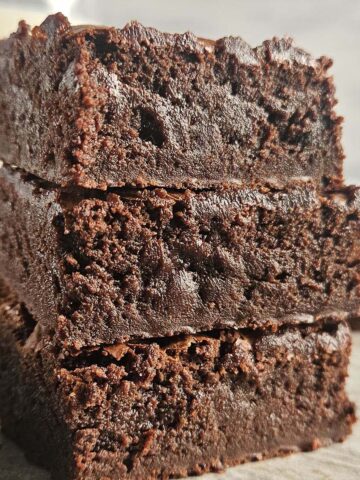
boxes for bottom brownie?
[0,288,355,480]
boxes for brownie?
[350,316,360,330]
[0,13,343,190]
[0,285,355,480]
[0,165,358,353]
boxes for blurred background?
[0,0,358,183]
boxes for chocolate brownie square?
[0,165,358,353]
[0,285,355,479]
[0,14,343,190]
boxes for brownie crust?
[0,286,355,480]
[0,165,358,352]
[0,13,343,190]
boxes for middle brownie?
[0,165,359,352]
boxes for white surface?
[0,332,359,480]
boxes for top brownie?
[0,13,343,190]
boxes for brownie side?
[0,286,355,480]
[0,13,343,190]
[0,166,358,352]
[350,316,360,330]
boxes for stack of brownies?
[0,13,359,480]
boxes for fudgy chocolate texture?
[0,168,360,350]
[0,287,355,480]
[0,166,358,353]
[0,13,343,190]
